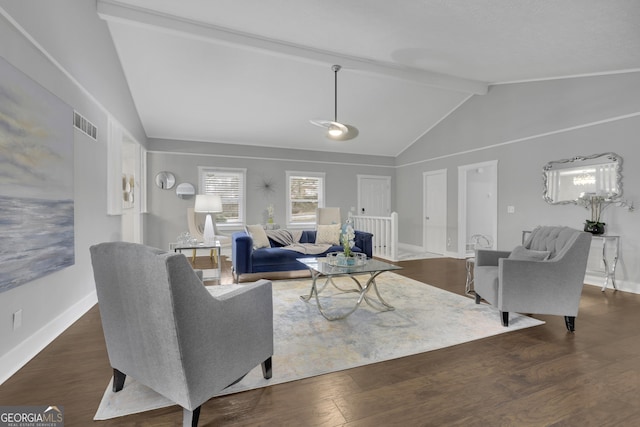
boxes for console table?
[589,235,620,292]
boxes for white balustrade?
[349,212,398,261]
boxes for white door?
[357,175,391,216]
[424,170,447,254]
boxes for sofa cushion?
[508,245,551,261]
[315,224,341,245]
[246,224,270,249]
[251,244,348,268]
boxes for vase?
[584,221,605,235]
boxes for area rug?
[95,273,543,420]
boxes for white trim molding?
[0,291,98,386]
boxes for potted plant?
[339,219,356,265]
[584,194,606,234]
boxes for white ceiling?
[98,0,640,156]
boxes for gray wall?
[395,72,640,291]
[145,139,395,250]
[2,0,640,385]
[0,0,145,381]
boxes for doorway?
[121,135,144,243]
[107,115,145,244]
[423,169,447,255]
[458,160,498,257]
[357,175,391,217]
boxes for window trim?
[198,166,247,229]
[286,170,325,228]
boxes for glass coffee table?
[298,257,402,320]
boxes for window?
[198,167,246,228]
[286,171,325,226]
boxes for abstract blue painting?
[0,56,74,293]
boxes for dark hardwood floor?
[2,256,640,426]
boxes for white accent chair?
[90,242,273,426]
[316,207,341,225]
[474,226,592,332]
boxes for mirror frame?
[542,152,622,205]
[155,171,176,190]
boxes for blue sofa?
[232,229,373,283]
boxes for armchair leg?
[500,311,509,327]
[112,368,126,392]
[565,316,576,332]
[262,357,273,379]
[183,406,201,427]
[475,293,482,304]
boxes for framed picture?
[0,56,75,293]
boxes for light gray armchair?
[90,242,273,426]
[474,226,592,332]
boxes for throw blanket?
[266,229,302,246]
[266,229,329,254]
[281,243,332,255]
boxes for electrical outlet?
[447,237,452,247]
[507,205,515,214]
[13,309,22,330]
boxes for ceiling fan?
[310,64,359,141]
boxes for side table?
[170,241,222,282]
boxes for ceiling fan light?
[328,124,344,137]
[310,64,358,141]
[327,124,359,141]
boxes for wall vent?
[73,111,97,140]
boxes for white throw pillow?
[508,245,551,261]
[246,224,270,249]
[315,224,341,245]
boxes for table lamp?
[194,194,222,245]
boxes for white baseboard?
[0,290,98,385]
[397,242,425,253]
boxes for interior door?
[424,170,447,254]
[357,175,391,216]
[458,161,498,257]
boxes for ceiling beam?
[97,0,488,95]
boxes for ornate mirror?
[155,171,176,190]
[543,153,622,204]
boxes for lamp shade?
[194,194,222,213]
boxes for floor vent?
[74,111,97,140]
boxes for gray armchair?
[90,242,273,426]
[474,226,592,332]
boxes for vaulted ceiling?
[98,0,640,156]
